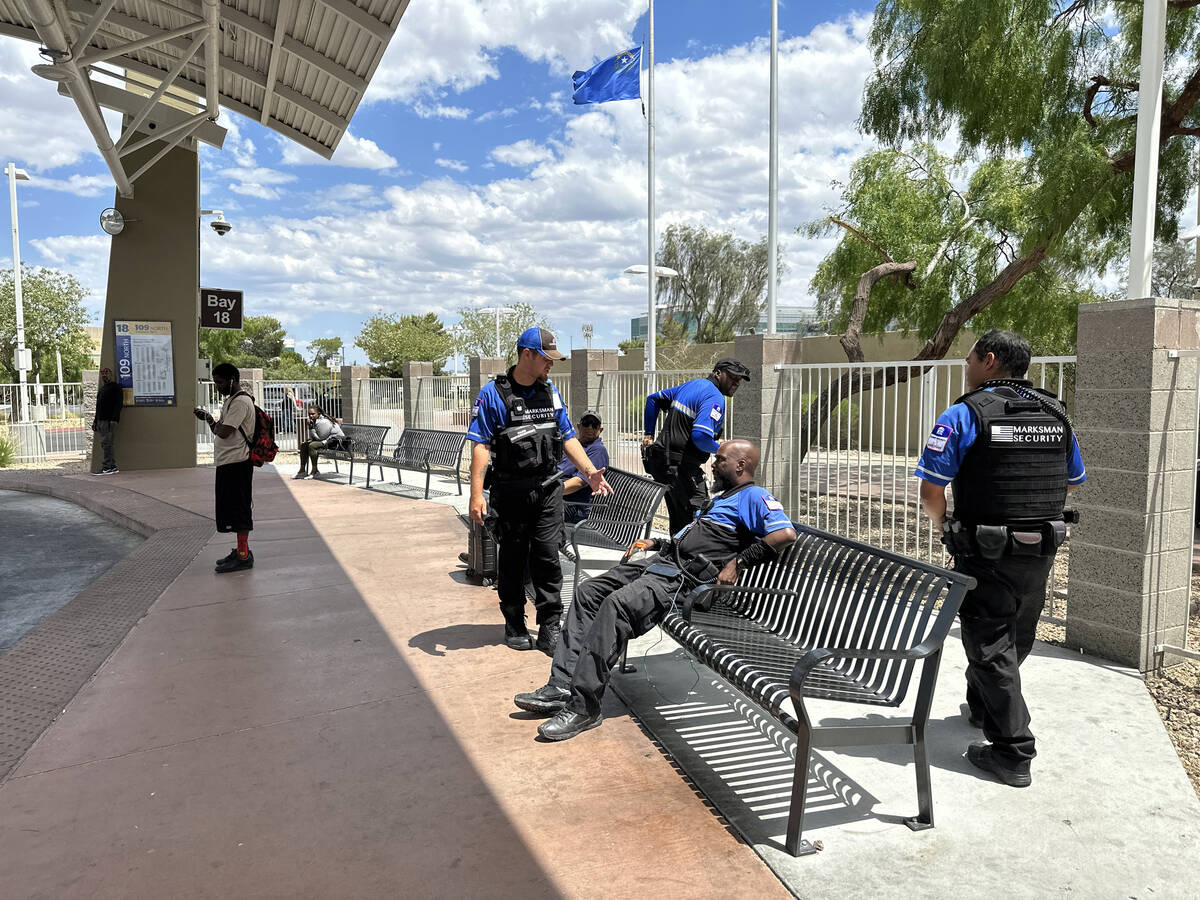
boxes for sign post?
[199,287,244,330]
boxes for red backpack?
[235,392,279,466]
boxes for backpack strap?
[231,390,255,446]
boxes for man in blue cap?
[468,326,612,654]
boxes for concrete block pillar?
[403,361,433,429]
[731,334,804,499]
[1066,297,1199,671]
[82,369,99,467]
[242,368,264,406]
[339,365,369,424]
[570,349,618,423]
[469,357,507,403]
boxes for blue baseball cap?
[517,326,566,360]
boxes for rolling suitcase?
[466,511,498,585]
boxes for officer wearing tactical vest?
[916,329,1085,789]
[468,327,613,654]
[641,358,752,534]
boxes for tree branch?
[839,261,918,363]
[829,217,894,264]
[1112,62,1200,173]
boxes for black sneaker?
[215,548,239,568]
[458,552,470,565]
[216,549,254,574]
[514,684,570,715]
[966,741,1031,787]
[504,624,534,651]
[293,471,309,480]
[535,619,562,657]
[537,708,603,741]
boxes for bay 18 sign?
[199,287,243,330]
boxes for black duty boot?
[504,624,534,651]
[535,619,562,657]
[966,741,1031,787]
[514,684,570,715]
[538,708,603,741]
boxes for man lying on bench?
[514,439,797,741]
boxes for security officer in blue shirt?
[468,327,612,654]
[514,439,797,742]
[642,358,752,533]
[915,329,1086,788]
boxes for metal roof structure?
[0,0,410,196]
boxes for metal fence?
[590,370,736,473]
[761,356,1077,564]
[410,375,472,431]
[0,382,89,462]
[353,378,405,447]
[196,379,341,456]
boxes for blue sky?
[0,0,880,365]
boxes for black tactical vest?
[952,383,1071,526]
[490,371,564,479]
[655,375,724,467]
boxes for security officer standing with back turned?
[468,327,612,654]
[641,358,751,533]
[915,329,1086,788]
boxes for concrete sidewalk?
[1,465,1198,898]
[0,466,784,899]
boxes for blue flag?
[572,46,642,105]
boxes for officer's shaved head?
[722,439,759,475]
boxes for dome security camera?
[211,218,232,236]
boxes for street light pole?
[6,162,31,423]
[479,306,516,358]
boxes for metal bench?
[564,466,669,596]
[314,423,389,485]
[365,427,468,497]
[660,523,974,857]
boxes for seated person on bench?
[514,439,797,741]
[559,410,610,524]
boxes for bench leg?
[348,457,355,484]
[455,470,462,495]
[424,467,431,500]
[904,652,941,832]
[366,463,373,488]
[785,701,819,857]
[618,637,636,674]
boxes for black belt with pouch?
[971,520,1069,560]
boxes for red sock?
[237,533,249,557]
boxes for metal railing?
[196,379,341,455]
[411,374,472,431]
[762,356,1076,596]
[353,378,404,447]
[0,382,89,462]
[591,370,735,473]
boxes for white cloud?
[435,158,469,172]
[490,140,555,167]
[27,174,114,197]
[411,102,471,119]
[279,132,401,170]
[217,166,298,200]
[476,107,519,123]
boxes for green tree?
[0,266,92,381]
[455,302,553,364]
[355,313,453,376]
[199,315,287,370]
[842,0,1200,361]
[309,337,343,367]
[265,349,329,380]
[656,224,784,344]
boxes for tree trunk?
[839,261,917,362]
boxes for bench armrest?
[681,583,800,622]
[568,517,654,554]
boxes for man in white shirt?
[193,362,257,573]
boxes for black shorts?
[215,460,254,533]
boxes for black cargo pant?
[954,551,1055,769]
[664,463,708,535]
[490,477,564,629]
[549,558,680,716]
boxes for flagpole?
[767,0,778,334]
[646,0,656,373]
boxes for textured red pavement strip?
[0,468,787,898]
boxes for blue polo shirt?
[676,484,792,541]
[467,377,576,445]
[644,377,727,454]
[914,392,1086,487]
[558,436,610,504]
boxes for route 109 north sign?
[199,287,243,330]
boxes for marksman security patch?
[990,423,1063,444]
[763,495,785,511]
[710,403,722,421]
[926,423,952,453]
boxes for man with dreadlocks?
[916,329,1086,788]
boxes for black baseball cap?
[714,358,752,381]
[579,410,602,427]
[517,327,566,360]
